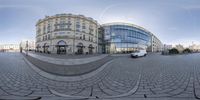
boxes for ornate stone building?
[36,14,98,54]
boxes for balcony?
[55,35,69,39]
[54,28,72,31]
[54,23,72,26]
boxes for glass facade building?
[103,23,151,54]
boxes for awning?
[42,45,49,48]
[36,46,41,48]
[76,45,85,48]
[88,46,94,49]
[55,45,68,47]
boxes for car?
[131,50,147,58]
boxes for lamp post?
[26,40,28,56]
[19,41,22,53]
[73,17,77,55]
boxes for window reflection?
[104,24,151,54]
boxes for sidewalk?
[23,53,114,76]
[30,51,103,59]
[25,51,108,65]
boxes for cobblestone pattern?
[25,53,113,76]
[26,51,108,65]
[1,53,200,100]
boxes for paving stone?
[2,52,200,99]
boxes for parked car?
[131,50,147,58]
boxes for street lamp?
[26,40,28,56]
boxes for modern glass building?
[102,22,151,54]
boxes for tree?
[183,48,191,53]
[169,48,179,54]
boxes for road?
[0,52,200,100]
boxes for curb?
[23,55,114,82]
[25,51,108,65]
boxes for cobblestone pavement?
[29,51,104,59]
[0,52,200,100]
[25,53,113,76]
[25,51,108,65]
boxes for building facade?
[149,34,163,52]
[20,40,35,51]
[98,27,105,54]
[36,14,98,54]
[0,44,19,52]
[189,44,200,52]
[175,44,184,53]
[102,23,152,54]
[163,44,173,51]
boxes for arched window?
[57,40,67,54]
[88,44,94,54]
[57,40,66,46]
[43,43,49,53]
[36,44,40,52]
[77,43,84,54]
[77,43,83,47]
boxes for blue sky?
[0,0,200,47]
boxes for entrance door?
[57,40,67,54]
[77,47,83,54]
[88,44,93,54]
[77,43,84,54]
[58,46,66,54]
[43,43,49,53]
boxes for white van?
[131,50,147,58]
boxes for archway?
[88,44,94,54]
[43,43,49,53]
[57,40,67,54]
[36,44,39,52]
[77,43,84,54]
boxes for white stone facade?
[36,14,98,54]
[0,44,19,52]
[148,34,163,52]
[20,40,35,50]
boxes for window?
[91,38,93,42]
[37,28,41,34]
[82,23,86,29]
[48,34,51,40]
[83,35,85,40]
[60,18,65,24]
[43,26,46,34]
[67,26,71,29]
[55,19,58,24]
[47,25,51,33]
[45,35,47,40]
[76,24,80,28]
[59,32,65,34]
[60,25,65,29]
[82,26,86,29]
[76,22,80,28]
[55,26,58,30]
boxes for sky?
[0,0,200,47]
